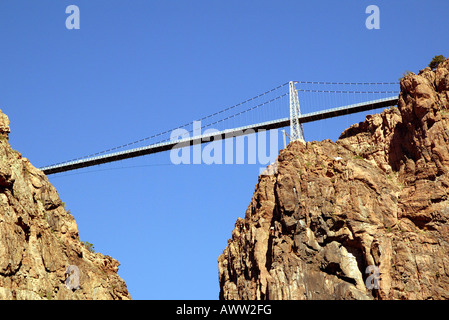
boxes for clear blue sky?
[0,1,448,299]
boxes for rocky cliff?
[218,59,449,300]
[0,112,130,299]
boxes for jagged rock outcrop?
[0,112,130,299]
[218,59,449,300]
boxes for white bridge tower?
[289,81,305,143]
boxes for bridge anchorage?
[39,81,399,175]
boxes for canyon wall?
[0,112,130,299]
[218,59,449,300]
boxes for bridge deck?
[40,96,398,175]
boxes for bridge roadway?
[40,96,398,175]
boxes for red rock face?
[0,110,131,300]
[218,59,449,300]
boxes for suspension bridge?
[40,81,399,175]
